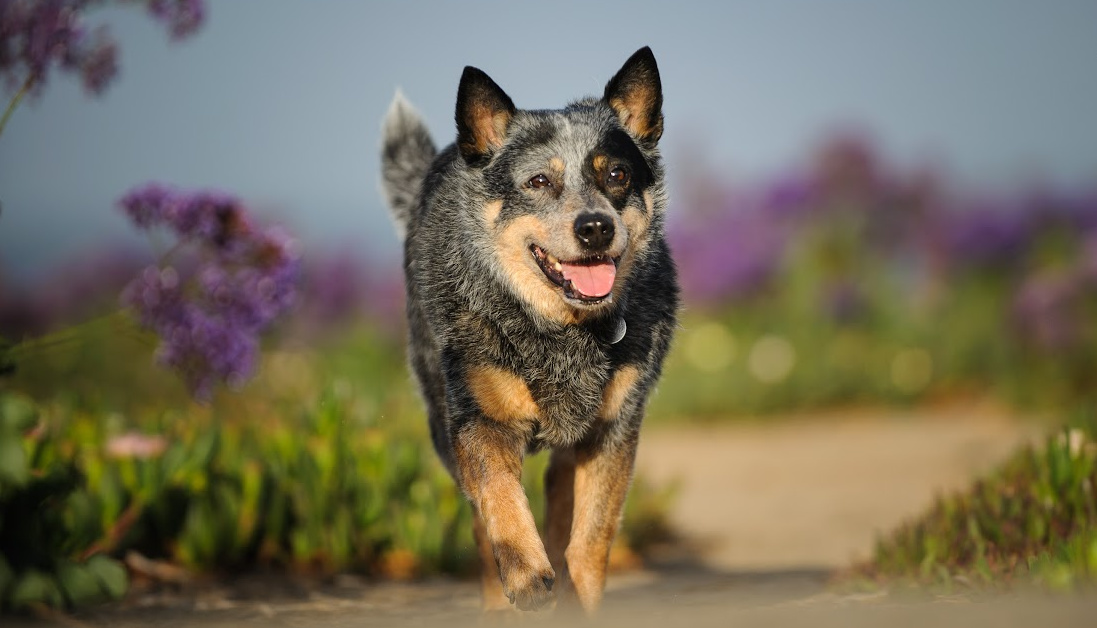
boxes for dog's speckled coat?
[381,47,678,614]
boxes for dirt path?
[634,403,1047,570]
[25,405,1097,627]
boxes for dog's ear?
[603,47,663,148]
[456,66,516,166]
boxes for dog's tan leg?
[455,423,555,611]
[544,448,576,592]
[472,506,511,612]
[565,439,637,614]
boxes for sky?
[2,1,1097,281]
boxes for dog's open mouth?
[530,244,618,303]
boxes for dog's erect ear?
[603,47,663,148]
[456,66,516,166]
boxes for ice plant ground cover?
[854,409,1097,591]
[0,326,675,612]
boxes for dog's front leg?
[454,422,555,611]
[564,437,637,614]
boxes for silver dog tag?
[609,317,627,344]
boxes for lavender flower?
[147,0,205,40]
[935,204,1032,272]
[0,0,115,96]
[0,0,204,102]
[120,184,300,400]
[669,203,785,305]
[1011,269,1084,353]
[292,251,407,335]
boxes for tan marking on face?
[592,154,607,174]
[483,199,503,226]
[467,365,539,424]
[599,366,641,421]
[610,195,653,296]
[549,156,565,174]
[496,215,592,325]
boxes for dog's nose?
[574,213,615,251]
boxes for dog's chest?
[518,342,614,447]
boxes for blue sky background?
[2,1,1096,281]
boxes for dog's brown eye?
[608,166,630,186]
[528,174,552,189]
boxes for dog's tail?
[381,90,436,241]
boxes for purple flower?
[1,0,203,100]
[73,26,116,94]
[119,183,176,229]
[759,175,819,219]
[147,0,205,40]
[1,0,117,96]
[119,184,300,400]
[935,204,1032,272]
[120,183,256,247]
[1011,269,1085,353]
[669,202,785,305]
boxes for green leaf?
[84,555,128,600]
[0,436,28,486]
[0,393,37,433]
[8,570,63,610]
[57,560,105,607]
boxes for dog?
[380,46,678,614]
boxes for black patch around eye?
[588,129,653,191]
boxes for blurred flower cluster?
[660,134,1097,412]
[118,184,300,399]
[0,0,204,99]
[670,135,1097,348]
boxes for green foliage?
[0,392,129,612]
[649,228,1097,422]
[0,325,675,612]
[864,408,1097,590]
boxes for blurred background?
[3,0,1097,615]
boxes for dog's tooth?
[553,261,563,272]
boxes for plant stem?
[0,73,36,139]
[4,311,140,361]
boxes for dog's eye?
[608,166,630,186]
[528,174,552,189]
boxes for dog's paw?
[500,559,556,611]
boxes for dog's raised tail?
[381,90,436,240]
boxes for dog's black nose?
[574,213,615,251]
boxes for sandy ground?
[19,403,1097,627]
[634,403,1048,570]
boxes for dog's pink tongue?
[561,259,616,298]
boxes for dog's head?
[456,47,666,326]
